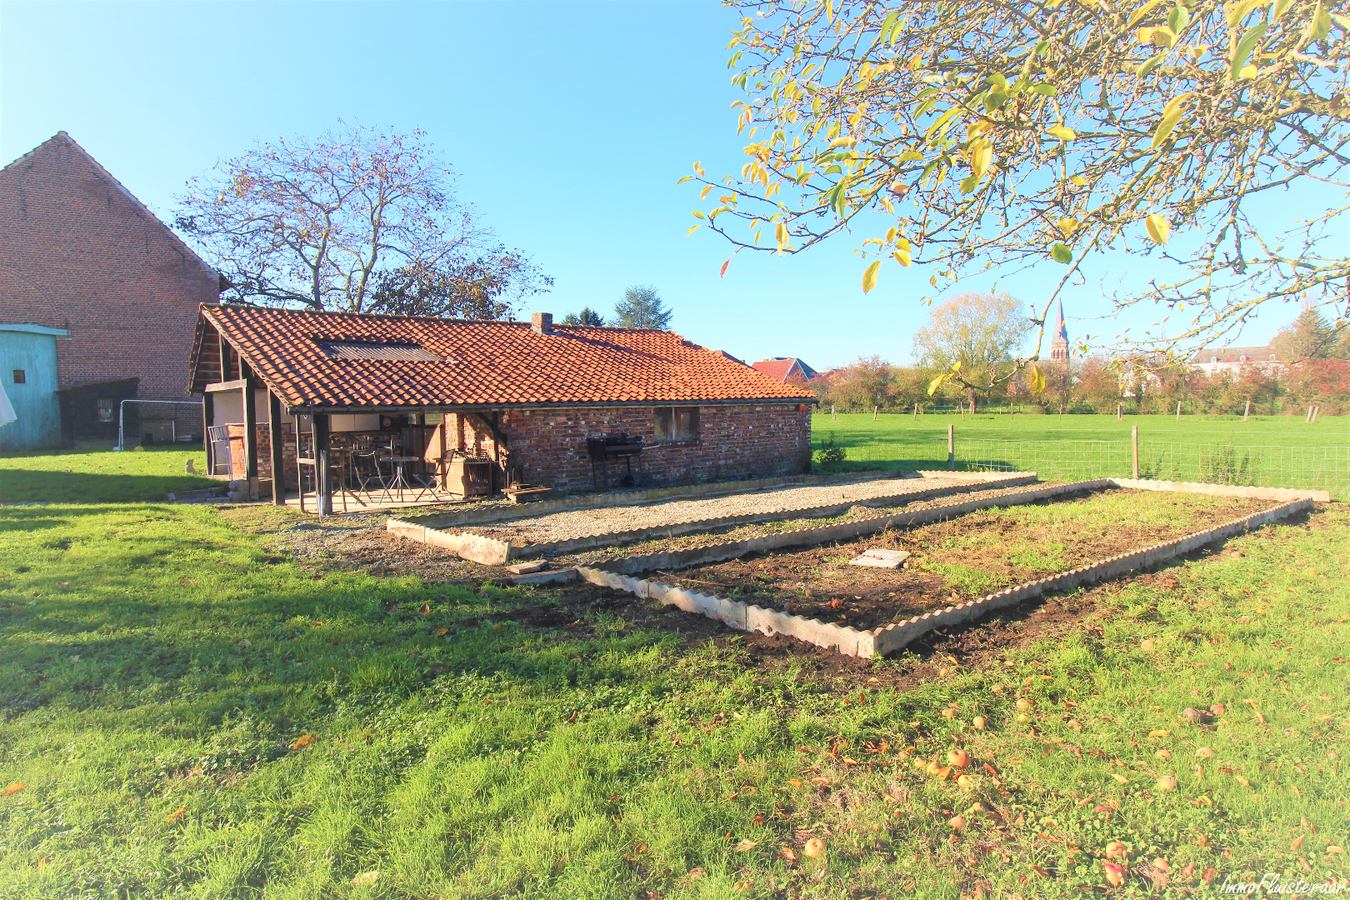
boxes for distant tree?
[913,292,1029,405]
[613,286,673,330]
[1270,308,1347,362]
[561,307,606,326]
[176,121,547,313]
[368,252,551,319]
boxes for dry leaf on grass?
[166,807,187,822]
[2,783,26,796]
[352,871,380,886]
[290,734,316,751]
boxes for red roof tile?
[751,358,818,382]
[191,305,816,410]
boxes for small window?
[1239,355,1248,362]
[1210,356,1219,364]
[11,370,24,384]
[97,399,115,423]
[654,406,699,442]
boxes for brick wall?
[498,403,812,491]
[0,132,219,401]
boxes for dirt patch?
[647,489,1273,631]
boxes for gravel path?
[459,472,1013,547]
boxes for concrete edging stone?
[577,483,1312,658]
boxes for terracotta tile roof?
[751,358,818,382]
[191,305,816,410]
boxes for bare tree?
[176,122,543,314]
[689,0,1349,363]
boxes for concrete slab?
[849,548,910,568]
[506,560,548,575]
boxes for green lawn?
[0,447,216,504]
[1,496,1347,898]
[813,413,1350,497]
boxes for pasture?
[814,412,1349,498]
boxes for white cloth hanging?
[0,380,15,428]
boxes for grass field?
[1,483,1348,896]
[813,413,1350,498]
[0,447,215,504]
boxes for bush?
[813,434,847,470]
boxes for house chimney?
[531,312,553,335]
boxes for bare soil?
[652,489,1273,630]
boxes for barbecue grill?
[586,434,644,490]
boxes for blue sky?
[0,1,1313,370]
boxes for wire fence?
[957,437,1349,499]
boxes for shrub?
[813,434,847,470]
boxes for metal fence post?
[1131,425,1139,478]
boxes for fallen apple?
[972,715,987,730]
[947,748,971,769]
[802,838,826,859]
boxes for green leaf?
[878,9,901,43]
[1030,83,1058,96]
[1229,23,1267,79]
[1137,51,1167,77]
[959,172,981,194]
[862,260,882,294]
[1307,0,1332,41]
[1167,4,1189,32]
[1029,365,1047,395]
[1050,242,1073,264]
[1046,125,1077,141]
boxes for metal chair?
[207,425,233,476]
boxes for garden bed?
[631,489,1276,632]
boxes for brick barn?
[0,132,219,448]
[187,305,816,511]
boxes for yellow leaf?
[290,734,316,751]
[1047,125,1077,141]
[1112,773,1130,784]
[433,627,449,636]
[862,260,882,294]
[1151,93,1192,149]
[699,184,713,200]
[1057,217,1080,236]
[969,138,992,176]
[735,839,760,852]
[1145,214,1171,244]
[2,782,27,796]
[775,221,789,251]
[686,224,702,237]
[927,373,949,396]
[352,872,381,886]
[1151,24,1177,46]
[893,237,912,267]
[787,779,802,787]
[1029,365,1047,395]
[166,806,187,822]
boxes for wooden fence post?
[873,405,878,421]
[913,403,918,420]
[1176,401,1182,420]
[947,424,955,471]
[1243,399,1250,422]
[1131,425,1139,478]
[1116,403,1122,420]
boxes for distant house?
[1189,346,1284,377]
[0,132,219,449]
[751,357,818,385]
[188,306,816,508]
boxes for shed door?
[0,331,61,450]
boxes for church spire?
[1050,299,1070,361]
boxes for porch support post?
[314,413,333,516]
[202,393,214,464]
[242,365,259,499]
[269,392,286,506]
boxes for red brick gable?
[0,132,219,400]
[751,358,817,384]
[190,305,817,410]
